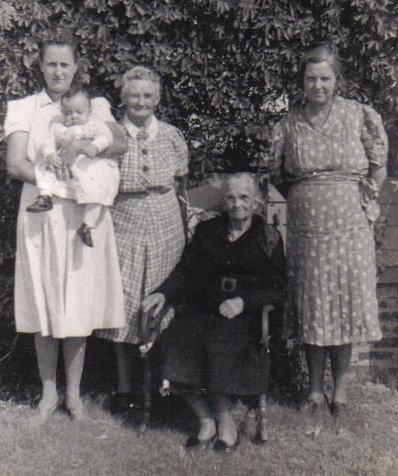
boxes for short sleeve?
[268,118,287,185]
[171,126,189,176]
[4,97,35,138]
[361,104,388,166]
[91,97,115,123]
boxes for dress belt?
[118,187,172,197]
[289,171,365,185]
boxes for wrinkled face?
[62,94,91,126]
[304,60,337,106]
[40,45,77,95]
[223,177,259,222]
[123,79,160,123]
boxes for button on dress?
[96,116,188,344]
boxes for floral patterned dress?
[269,96,388,346]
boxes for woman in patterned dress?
[96,67,188,411]
[4,32,126,422]
[269,44,388,418]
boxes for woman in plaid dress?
[97,67,188,410]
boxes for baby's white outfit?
[36,117,119,206]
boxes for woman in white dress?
[4,31,126,422]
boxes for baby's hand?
[47,153,68,180]
[83,144,99,158]
[47,153,63,169]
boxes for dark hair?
[300,44,342,84]
[61,87,92,110]
[39,30,78,62]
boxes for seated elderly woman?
[142,172,285,452]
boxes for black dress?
[158,214,285,396]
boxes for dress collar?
[122,115,159,140]
[219,213,263,243]
[37,89,59,109]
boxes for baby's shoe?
[77,223,94,247]
[26,195,53,213]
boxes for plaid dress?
[97,116,188,344]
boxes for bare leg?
[115,342,133,393]
[214,394,238,446]
[34,334,59,415]
[329,344,352,404]
[304,344,327,403]
[185,393,216,441]
[63,337,86,419]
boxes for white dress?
[4,90,125,338]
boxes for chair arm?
[261,304,274,353]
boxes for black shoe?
[330,401,348,419]
[213,437,239,453]
[77,223,94,247]
[300,396,329,415]
[110,393,140,416]
[26,195,53,213]
[185,435,214,451]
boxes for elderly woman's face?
[304,60,337,106]
[223,178,259,222]
[40,45,77,95]
[123,79,160,124]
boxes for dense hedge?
[0,0,396,393]
[0,0,397,173]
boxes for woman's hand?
[47,153,69,181]
[59,138,92,159]
[219,297,244,319]
[141,293,166,317]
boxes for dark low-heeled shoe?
[330,401,348,419]
[77,223,94,247]
[213,437,240,453]
[300,396,329,415]
[185,435,215,451]
[110,393,140,416]
[26,195,53,213]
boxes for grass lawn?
[0,376,397,476]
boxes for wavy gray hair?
[121,66,161,102]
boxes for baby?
[27,88,120,247]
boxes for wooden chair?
[139,174,282,442]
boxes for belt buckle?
[221,277,237,293]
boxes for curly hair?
[121,66,161,102]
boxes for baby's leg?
[76,204,104,248]
[38,188,53,198]
[26,187,53,213]
[83,204,103,229]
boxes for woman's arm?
[361,104,388,193]
[102,122,128,157]
[368,163,387,194]
[7,132,36,184]
[63,123,127,159]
